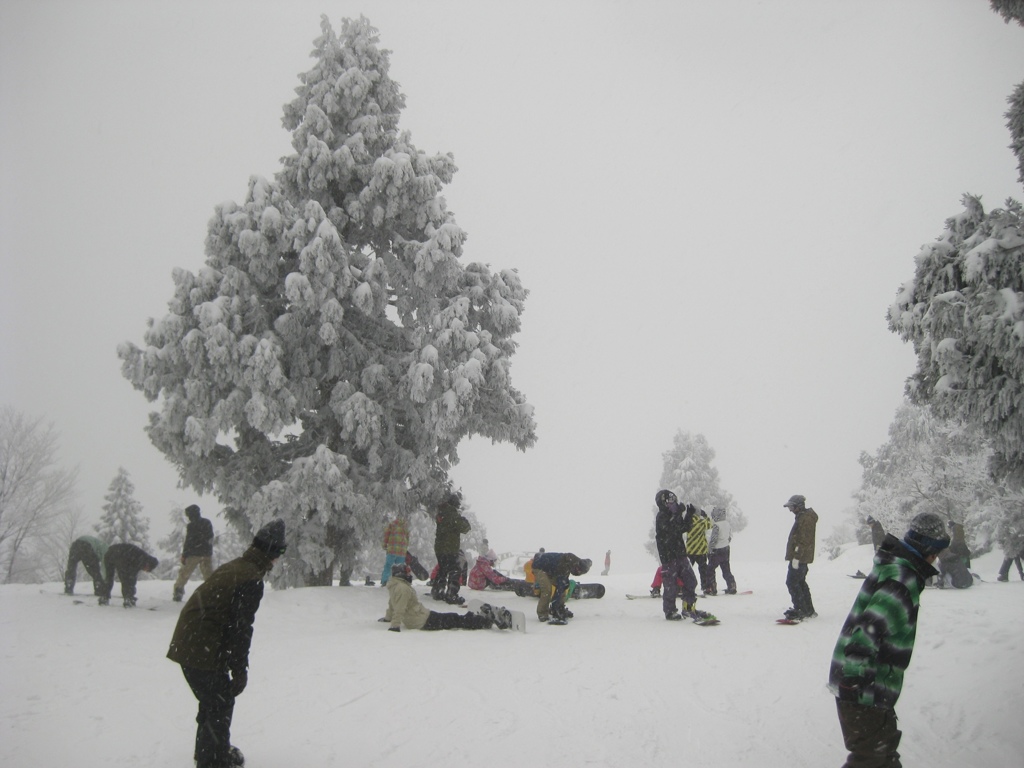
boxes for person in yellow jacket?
[686,509,713,595]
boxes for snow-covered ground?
[2,546,1020,768]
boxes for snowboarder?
[686,507,712,594]
[173,504,214,602]
[381,562,511,631]
[602,549,611,576]
[63,534,108,596]
[654,490,701,620]
[937,520,973,588]
[98,542,159,607]
[782,494,817,621]
[380,514,409,586]
[468,550,511,591]
[997,541,1024,582]
[828,512,950,767]
[707,507,737,595]
[866,515,886,551]
[167,518,287,768]
[531,551,591,624]
[431,491,471,605]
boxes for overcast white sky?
[2,1,1022,572]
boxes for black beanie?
[252,519,287,559]
[185,504,201,520]
[904,512,951,557]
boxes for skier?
[63,534,108,596]
[168,518,287,768]
[380,514,409,586]
[654,489,701,620]
[381,562,511,631]
[173,504,214,602]
[531,551,591,624]
[828,512,950,767]
[686,507,713,595]
[431,491,471,605]
[467,550,511,591]
[707,507,737,595]
[602,549,611,576]
[782,494,817,621]
[98,542,159,607]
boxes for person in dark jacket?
[937,520,973,589]
[431,492,471,605]
[828,512,950,768]
[782,494,818,620]
[654,489,699,621]
[167,519,286,768]
[173,504,215,602]
[63,535,109,596]
[98,542,159,607]
[531,551,591,625]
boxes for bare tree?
[0,407,79,582]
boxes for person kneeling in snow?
[467,550,511,591]
[382,563,509,631]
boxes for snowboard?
[464,599,526,633]
[405,551,430,581]
[571,582,605,599]
[72,598,158,611]
[776,618,802,625]
[625,593,659,600]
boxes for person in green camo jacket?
[828,512,950,768]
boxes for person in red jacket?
[468,550,510,591]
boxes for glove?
[790,558,800,569]
[388,626,400,632]
[377,617,389,622]
[229,669,247,697]
[686,503,697,515]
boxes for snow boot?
[665,611,683,621]
[227,745,245,766]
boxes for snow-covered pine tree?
[851,402,1023,555]
[118,17,535,586]
[646,430,747,557]
[95,467,151,550]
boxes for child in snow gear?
[173,504,214,601]
[63,535,108,596]
[531,552,591,624]
[431,492,471,605]
[168,518,286,768]
[707,507,737,594]
[380,514,410,585]
[468,550,511,591]
[97,542,158,607]
[654,490,700,620]
[782,494,817,620]
[383,563,510,631]
[828,512,950,768]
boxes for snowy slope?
[2,547,1021,768]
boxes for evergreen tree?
[851,403,1023,555]
[95,467,151,550]
[890,9,1023,485]
[118,17,535,586]
[888,195,1024,484]
[647,430,747,557]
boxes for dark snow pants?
[64,540,104,595]
[836,699,902,767]
[708,546,736,592]
[786,561,814,615]
[661,557,697,616]
[431,553,463,602]
[181,665,236,768]
[422,610,491,630]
